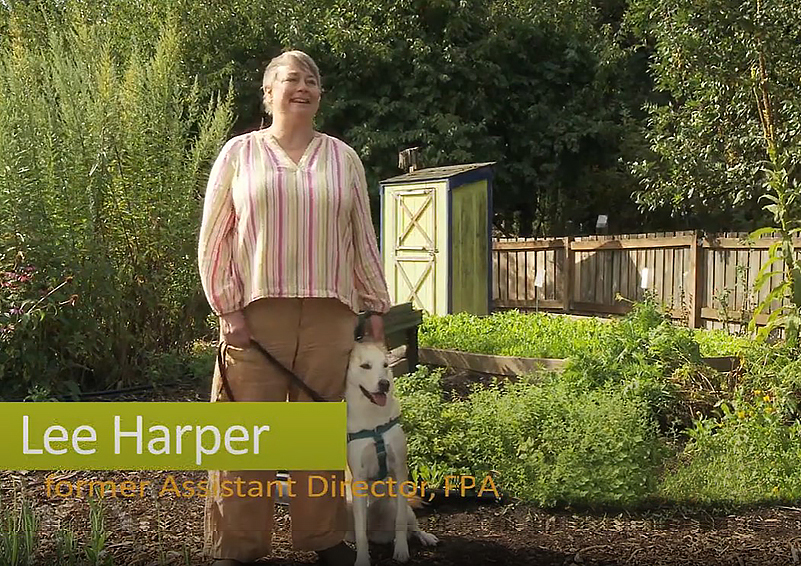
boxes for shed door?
[392,187,437,313]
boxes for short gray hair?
[261,50,321,115]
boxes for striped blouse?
[197,130,391,317]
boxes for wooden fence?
[492,231,801,329]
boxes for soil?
[3,380,801,566]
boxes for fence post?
[688,230,701,328]
[562,236,574,313]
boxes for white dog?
[344,339,439,566]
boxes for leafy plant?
[84,492,112,566]
[54,526,79,566]
[0,494,38,566]
[396,364,665,508]
[662,390,801,508]
[0,10,234,397]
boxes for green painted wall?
[451,180,489,314]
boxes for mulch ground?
[3,380,801,566]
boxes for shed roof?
[381,162,495,184]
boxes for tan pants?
[203,298,357,562]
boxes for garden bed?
[418,346,739,376]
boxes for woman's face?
[266,61,321,121]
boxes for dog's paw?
[355,553,371,566]
[392,542,410,563]
[416,530,439,546]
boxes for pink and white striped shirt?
[197,130,391,316]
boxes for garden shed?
[379,162,495,316]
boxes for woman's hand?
[220,310,251,348]
[365,313,386,344]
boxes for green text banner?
[0,402,346,470]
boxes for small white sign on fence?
[640,268,650,289]
[534,270,545,288]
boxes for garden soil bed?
[3,380,801,566]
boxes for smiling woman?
[198,50,391,566]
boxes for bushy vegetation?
[397,366,664,507]
[419,310,612,358]
[420,308,745,359]
[0,14,233,398]
[405,302,801,509]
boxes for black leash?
[216,339,327,402]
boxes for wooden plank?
[493,239,566,251]
[748,247,761,313]
[668,247,676,311]
[702,356,741,373]
[596,249,606,305]
[700,307,769,326]
[562,236,574,311]
[640,233,650,301]
[499,249,508,302]
[735,248,747,314]
[724,248,736,324]
[571,301,685,320]
[676,245,685,318]
[621,247,630,303]
[584,250,596,303]
[508,248,518,302]
[603,248,614,305]
[611,249,620,305]
[573,301,631,315]
[714,247,726,317]
[702,237,801,249]
[703,240,715,319]
[546,248,556,301]
[418,347,567,376]
[492,250,498,303]
[643,240,655,298]
[525,250,535,302]
[654,246,664,304]
[570,235,694,251]
[515,250,525,302]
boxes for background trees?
[627,0,801,231]
[2,0,800,394]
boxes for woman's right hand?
[220,310,251,348]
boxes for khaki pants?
[203,298,357,562]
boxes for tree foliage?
[627,0,801,231]
[166,0,654,236]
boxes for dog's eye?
[360,363,371,370]
[383,362,388,368]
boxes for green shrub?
[661,392,801,507]
[396,366,665,507]
[0,14,233,398]
[693,328,750,357]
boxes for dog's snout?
[378,379,390,393]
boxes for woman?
[198,50,391,566]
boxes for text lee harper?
[21,416,271,464]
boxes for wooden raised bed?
[416,347,740,377]
[418,347,567,376]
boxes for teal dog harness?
[347,416,402,482]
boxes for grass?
[0,494,38,566]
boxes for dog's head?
[346,339,394,407]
